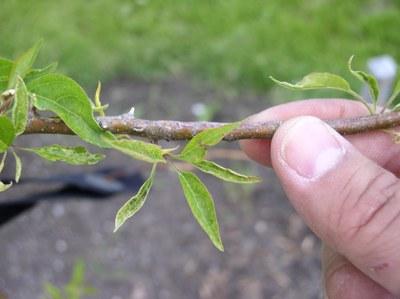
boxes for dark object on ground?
[0,168,144,227]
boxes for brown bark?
[24,112,400,141]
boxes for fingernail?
[281,117,346,180]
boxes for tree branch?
[24,112,400,141]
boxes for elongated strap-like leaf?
[348,56,379,106]
[27,74,113,148]
[12,77,29,135]
[114,164,157,232]
[12,150,22,183]
[24,145,105,165]
[0,148,12,192]
[93,81,107,116]
[8,40,42,88]
[389,77,400,110]
[194,160,261,184]
[178,170,224,251]
[0,151,7,173]
[179,122,240,162]
[0,116,15,153]
[109,139,166,163]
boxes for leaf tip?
[252,176,263,183]
[215,241,224,252]
[269,76,280,83]
[348,55,355,69]
[113,218,123,233]
[269,76,293,88]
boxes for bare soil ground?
[0,77,322,299]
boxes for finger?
[241,99,367,166]
[322,244,396,299]
[240,99,400,175]
[271,116,400,295]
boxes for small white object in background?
[191,102,213,121]
[191,101,220,121]
[191,102,207,118]
[128,106,135,117]
[362,55,397,105]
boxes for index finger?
[240,99,400,175]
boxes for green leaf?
[270,73,362,98]
[0,151,7,173]
[27,74,113,148]
[114,164,157,232]
[25,62,58,83]
[348,56,380,106]
[93,81,108,116]
[178,170,224,251]
[8,40,43,88]
[0,181,12,192]
[12,150,22,183]
[0,151,9,191]
[179,122,240,162]
[389,76,400,110]
[12,77,29,135]
[24,145,105,165]
[0,58,13,92]
[0,116,15,153]
[109,139,167,163]
[194,160,262,184]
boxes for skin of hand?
[240,99,400,299]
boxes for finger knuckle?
[331,167,400,249]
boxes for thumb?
[271,116,400,296]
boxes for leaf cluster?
[3,43,400,251]
[0,42,261,250]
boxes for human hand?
[240,99,400,298]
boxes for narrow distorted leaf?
[12,150,22,183]
[178,170,224,251]
[8,40,43,88]
[0,116,15,153]
[93,81,108,116]
[109,139,166,163]
[0,181,12,192]
[348,56,380,105]
[389,76,400,110]
[24,145,105,165]
[27,74,113,148]
[270,73,361,98]
[114,164,157,232]
[0,58,13,92]
[12,77,29,135]
[24,62,58,83]
[194,160,262,184]
[0,152,7,173]
[179,122,240,162]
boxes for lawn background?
[1,0,399,99]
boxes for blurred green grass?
[1,0,399,95]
